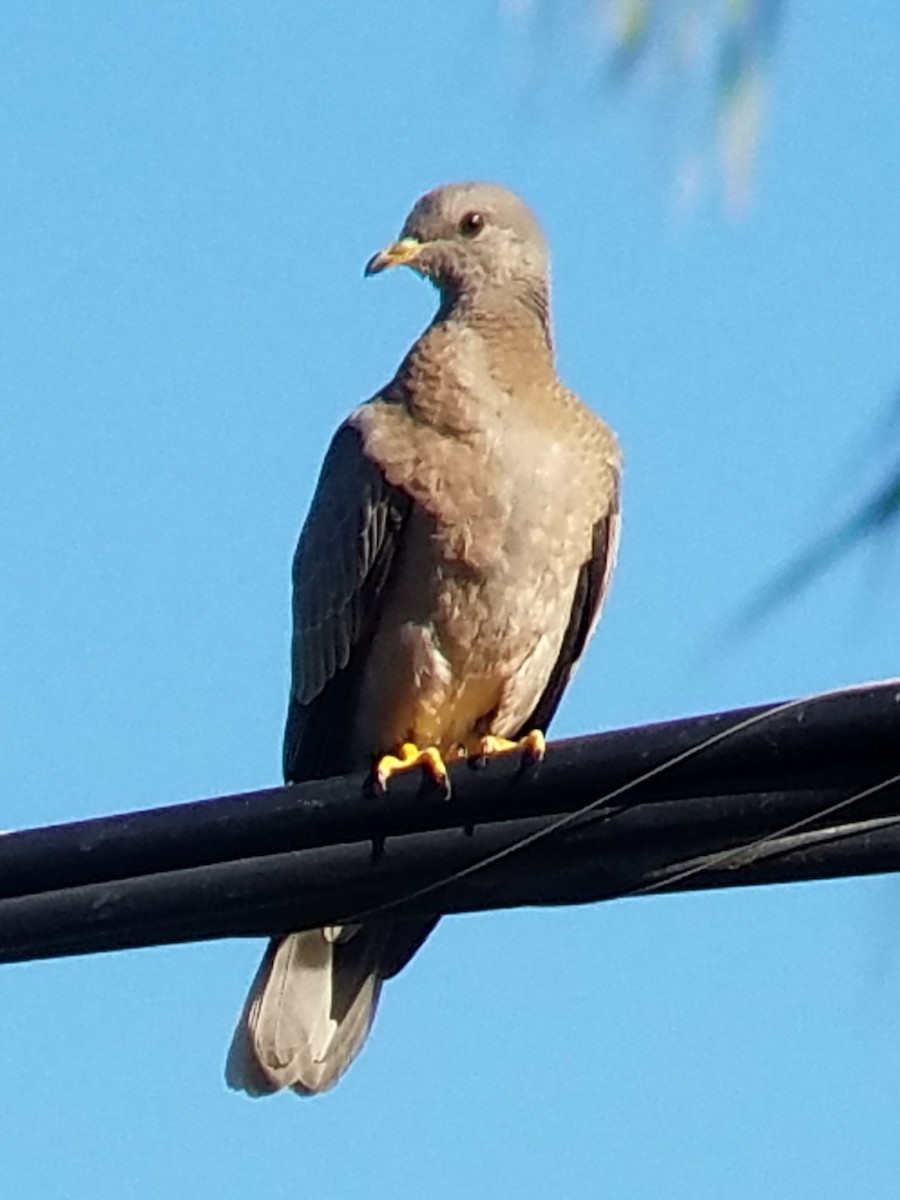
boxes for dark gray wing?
[517,486,621,738]
[281,421,438,980]
[282,420,411,784]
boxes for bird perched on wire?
[226,182,621,1097]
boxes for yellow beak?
[364,237,423,277]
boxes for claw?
[470,729,547,768]
[519,728,547,764]
[374,741,451,797]
[476,735,520,757]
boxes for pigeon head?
[365,182,551,328]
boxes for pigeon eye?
[458,211,485,238]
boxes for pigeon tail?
[225,927,387,1097]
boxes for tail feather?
[225,928,388,1096]
[226,919,437,1097]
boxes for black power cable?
[1,681,898,964]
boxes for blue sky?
[2,3,900,1197]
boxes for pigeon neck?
[436,279,555,361]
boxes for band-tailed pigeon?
[226,182,621,1096]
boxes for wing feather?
[283,420,411,784]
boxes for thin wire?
[625,767,900,898]
[343,677,900,924]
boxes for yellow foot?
[374,741,451,796]
[471,729,547,767]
